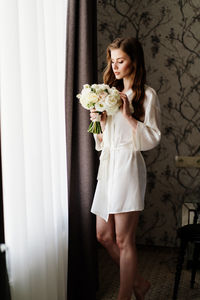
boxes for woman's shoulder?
[144,85,157,97]
[144,85,160,108]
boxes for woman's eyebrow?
[111,57,125,60]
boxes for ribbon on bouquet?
[94,112,101,122]
[88,111,102,133]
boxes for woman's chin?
[115,74,122,79]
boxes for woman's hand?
[119,92,132,119]
[90,109,107,132]
[119,92,138,131]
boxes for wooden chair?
[173,156,200,300]
[173,224,200,299]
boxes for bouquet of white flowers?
[76,83,122,134]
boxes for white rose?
[106,104,119,116]
[103,84,110,89]
[90,84,99,92]
[105,95,118,107]
[79,92,99,109]
[98,83,110,91]
[94,100,107,112]
[99,91,109,101]
[83,84,90,89]
[110,87,120,98]
[82,87,92,96]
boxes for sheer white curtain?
[0,1,68,300]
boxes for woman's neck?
[123,76,134,93]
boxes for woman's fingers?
[101,111,107,122]
[90,111,101,121]
[89,110,107,129]
[90,113,98,121]
[90,110,107,120]
[119,92,128,103]
[119,93,132,117]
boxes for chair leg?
[173,240,187,300]
[191,243,200,288]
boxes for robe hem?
[91,207,144,222]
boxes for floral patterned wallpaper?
[97,0,200,246]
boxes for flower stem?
[88,121,102,134]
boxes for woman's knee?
[116,234,135,251]
[97,231,115,247]
[116,235,125,250]
[96,215,115,247]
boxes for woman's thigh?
[96,214,115,240]
[114,211,140,244]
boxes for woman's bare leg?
[96,215,119,263]
[133,274,151,300]
[114,211,140,300]
[96,214,150,300]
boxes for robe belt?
[97,142,133,180]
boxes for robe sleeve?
[133,87,161,151]
[93,134,104,151]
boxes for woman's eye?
[111,60,123,64]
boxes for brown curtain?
[65,1,99,299]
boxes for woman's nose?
[113,62,118,70]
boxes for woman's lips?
[114,72,120,75]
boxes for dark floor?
[96,245,200,300]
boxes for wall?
[97,0,200,246]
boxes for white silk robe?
[91,85,161,222]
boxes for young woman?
[90,37,161,300]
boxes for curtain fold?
[66,1,98,299]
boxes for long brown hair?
[103,37,146,120]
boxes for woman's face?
[110,48,134,80]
